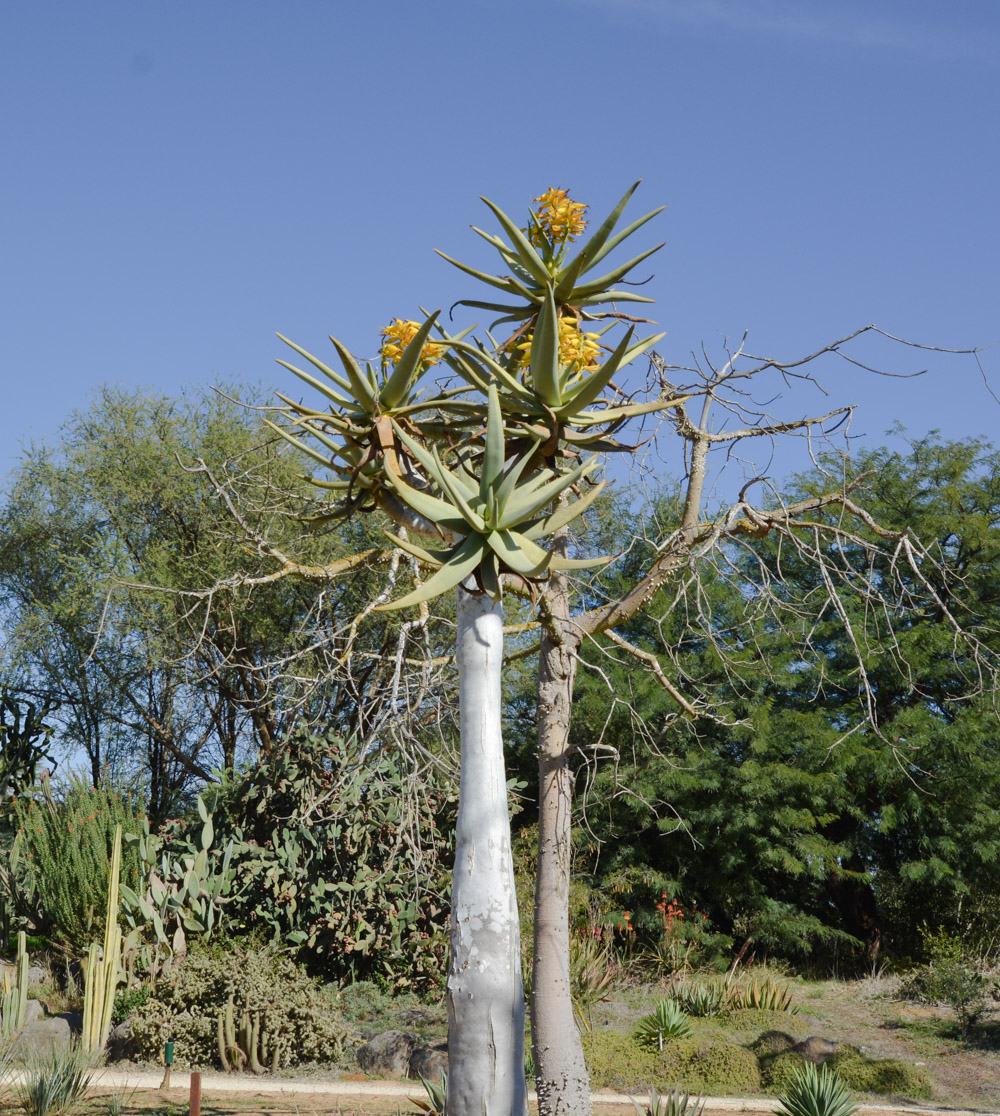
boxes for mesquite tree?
[270,185,678,1116]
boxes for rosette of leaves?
[775,1064,858,1116]
[437,181,665,323]
[265,311,481,522]
[633,1000,694,1051]
[376,384,609,609]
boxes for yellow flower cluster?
[529,187,587,246]
[381,318,447,367]
[516,317,603,378]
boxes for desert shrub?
[679,1042,761,1093]
[130,941,347,1069]
[581,1032,657,1090]
[211,728,456,993]
[749,1030,797,1058]
[111,987,149,1025]
[759,1050,809,1092]
[826,1049,931,1098]
[900,926,991,1033]
[12,774,144,954]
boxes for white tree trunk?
[446,585,527,1116]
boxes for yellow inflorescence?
[381,319,447,367]
[516,317,603,378]
[530,187,588,246]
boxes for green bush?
[582,1032,657,1090]
[130,941,347,1070]
[581,1032,760,1094]
[211,728,456,993]
[901,926,990,1033]
[725,1008,805,1036]
[826,1048,931,1098]
[13,774,144,954]
[760,1050,809,1092]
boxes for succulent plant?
[633,999,695,1050]
[775,1063,858,1116]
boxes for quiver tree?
[270,184,685,1116]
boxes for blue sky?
[3,0,998,493]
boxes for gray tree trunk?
[532,562,590,1116]
[446,585,528,1116]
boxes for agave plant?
[633,1087,706,1116]
[669,980,727,1018]
[375,384,609,609]
[728,977,797,1014]
[569,935,617,1032]
[633,1000,694,1051]
[16,1043,94,1116]
[775,1063,858,1116]
[412,1073,447,1116]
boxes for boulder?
[107,1019,136,1062]
[357,1030,420,1077]
[792,1035,839,1064]
[409,1041,448,1081]
[10,1016,72,1060]
[24,999,47,1025]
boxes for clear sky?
[3,0,998,492]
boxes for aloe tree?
[272,184,678,1116]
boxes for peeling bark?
[447,586,527,1116]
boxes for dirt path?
[34,1072,1000,1116]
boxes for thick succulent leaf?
[566,243,664,301]
[383,529,450,567]
[520,480,607,540]
[276,333,352,392]
[275,359,354,410]
[479,196,553,287]
[553,182,642,301]
[530,286,563,407]
[450,298,532,316]
[571,395,690,426]
[434,251,537,300]
[263,418,335,469]
[380,311,441,410]
[547,552,611,570]
[478,550,501,600]
[578,204,666,274]
[494,439,545,511]
[433,452,487,532]
[575,290,656,307]
[444,341,541,409]
[481,383,506,499]
[393,423,479,505]
[499,457,599,526]
[375,534,486,611]
[327,335,378,412]
[486,529,552,576]
[381,468,470,535]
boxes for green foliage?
[12,776,143,955]
[130,941,347,1069]
[668,981,727,1018]
[900,926,991,1033]
[727,977,797,1015]
[760,1051,812,1092]
[111,986,149,1025]
[634,1086,705,1116]
[569,934,617,1031]
[633,1001,695,1050]
[775,1063,858,1116]
[581,1032,658,1090]
[825,1048,931,1098]
[413,1073,447,1116]
[15,1043,94,1116]
[1,930,29,1035]
[211,727,455,992]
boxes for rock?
[24,999,47,1024]
[792,1035,839,1064]
[27,964,48,987]
[107,1019,136,1062]
[357,1030,420,1077]
[10,1016,72,1060]
[409,1041,448,1081]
